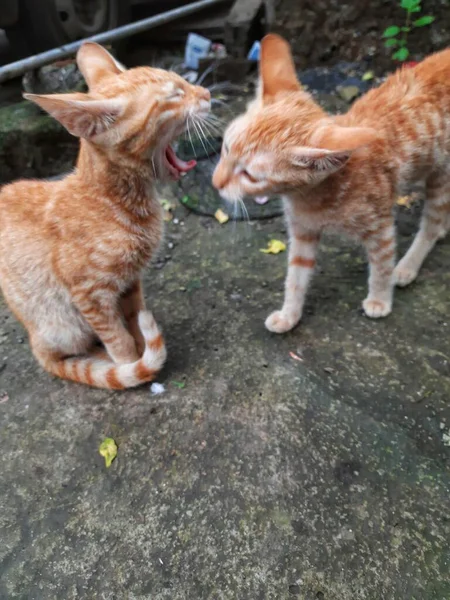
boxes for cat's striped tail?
[40,312,166,389]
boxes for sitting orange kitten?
[213,34,450,333]
[0,43,210,388]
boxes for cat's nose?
[212,164,227,190]
[197,87,211,102]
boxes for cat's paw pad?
[394,264,417,287]
[362,298,392,319]
[265,311,297,333]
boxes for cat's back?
[346,48,450,127]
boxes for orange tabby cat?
[0,42,210,387]
[213,34,450,333]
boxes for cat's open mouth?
[165,145,196,180]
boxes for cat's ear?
[311,124,380,153]
[76,42,125,88]
[23,93,125,139]
[288,146,352,174]
[260,34,301,102]
[288,124,380,173]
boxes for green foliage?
[392,47,410,61]
[383,0,435,62]
[383,25,401,37]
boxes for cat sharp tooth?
[180,172,187,177]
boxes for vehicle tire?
[5,0,130,58]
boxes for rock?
[225,0,270,58]
[271,0,450,72]
[197,57,254,86]
[0,101,77,185]
[336,84,361,103]
[22,61,86,95]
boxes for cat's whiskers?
[198,116,223,138]
[190,118,210,159]
[186,115,197,158]
[197,61,220,86]
[211,98,232,112]
[238,197,250,223]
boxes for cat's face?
[25,43,211,181]
[213,34,379,202]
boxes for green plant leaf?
[384,38,398,47]
[383,25,400,37]
[392,47,410,61]
[171,380,186,389]
[401,26,411,32]
[401,0,420,9]
[410,6,421,11]
[413,15,435,26]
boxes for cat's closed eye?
[167,89,185,100]
[242,169,258,183]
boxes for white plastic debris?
[150,382,166,395]
[247,41,261,61]
[183,70,199,84]
[185,33,212,69]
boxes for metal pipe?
[0,0,225,83]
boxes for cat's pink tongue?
[166,145,196,173]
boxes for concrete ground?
[0,190,449,599]
[0,46,449,599]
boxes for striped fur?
[0,43,210,387]
[213,34,450,333]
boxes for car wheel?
[6,0,130,58]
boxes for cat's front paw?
[265,310,298,333]
[394,263,418,287]
[362,298,392,319]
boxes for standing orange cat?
[0,43,210,387]
[213,34,450,333]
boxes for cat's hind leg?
[362,218,396,318]
[120,280,146,356]
[395,170,450,287]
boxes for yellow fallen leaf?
[396,195,412,208]
[160,198,175,211]
[215,208,229,224]
[260,239,287,254]
[99,437,117,468]
[362,71,374,81]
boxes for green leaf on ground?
[172,381,186,389]
[99,438,117,468]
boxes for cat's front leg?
[72,285,140,364]
[362,220,396,318]
[265,230,320,333]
